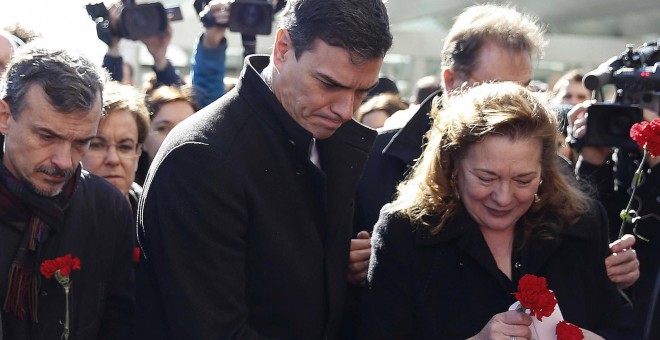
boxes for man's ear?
[272,29,293,71]
[442,68,457,92]
[0,100,12,135]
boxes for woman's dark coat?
[359,200,633,339]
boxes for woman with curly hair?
[359,82,633,339]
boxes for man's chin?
[29,181,64,197]
[312,127,339,140]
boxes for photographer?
[100,2,183,87]
[567,77,659,340]
[191,0,229,108]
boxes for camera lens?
[237,5,267,27]
[131,12,149,29]
[608,114,635,137]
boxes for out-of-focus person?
[356,93,408,129]
[96,2,182,87]
[553,69,590,106]
[359,82,634,339]
[551,69,591,164]
[383,74,441,130]
[567,76,659,340]
[0,31,21,74]
[134,84,197,185]
[191,0,230,108]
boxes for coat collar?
[239,55,314,161]
[381,89,441,166]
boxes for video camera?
[86,0,183,42]
[581,39,660,147]
[194,0,274,36]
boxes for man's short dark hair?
[0,41,107,118]
[278,0,392,63]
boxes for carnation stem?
[62,285,70,340]
[619,146,648,240]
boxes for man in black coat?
[136,0,392,338]
[0,43,135,339]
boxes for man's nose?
[51,143,74,171]
[331,92,356,122]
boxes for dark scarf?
[0,161,80,321]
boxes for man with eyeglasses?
[345,3,640,337]
[0,43,135,338]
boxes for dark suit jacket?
[136,55,376,339]
[359,200,633,339]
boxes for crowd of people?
[0,0,657,339]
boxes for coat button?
[40,290,48,297]
[514,262,521,269]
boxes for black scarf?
[0,161,79,321]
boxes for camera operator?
[191,0,230,108]
[100,2,183,87]
[567,91,659,340]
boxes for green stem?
[619,146,648,239]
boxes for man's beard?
[30,165,75,197]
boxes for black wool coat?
[136,55,376,339]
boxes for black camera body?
[582,39,660,147]
[119,3,168,40]
[584,103,643,147]
[86,1,183,42]
[196,0,274,36]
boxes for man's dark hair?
[279,0,392,63]
[0,41,107,118]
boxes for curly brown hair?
[391,82,590,238]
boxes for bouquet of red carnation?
[620,118,660,240]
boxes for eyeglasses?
[87,140,141,159]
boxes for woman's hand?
[468,310,532,340]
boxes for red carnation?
[40,254,81,279]
[133,247,141,264]
[556,320,584,340]
[630,119,660,157]
[513,274,557,321]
